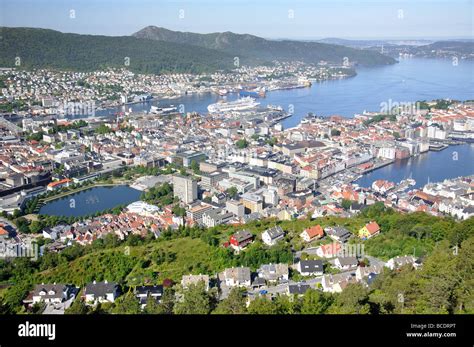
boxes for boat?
[207,96,260,113]
[266,104,283,111]
[150,105,178,115]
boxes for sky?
[0,0,472,40]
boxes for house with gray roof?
[261,225,285,246]
[221,267,251,287]
[28,283,77,305]
[334,256,359,270]
[287,283,311,296]
[83,280,120,305]
[297,259,324,276]
[257,263,289,283]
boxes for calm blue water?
[355,144,474,189]
[97,58,474,128]
[39,185,141,217]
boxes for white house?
[296,260,323,276]
[83,280,119,305]
[385,255,417,270]
[333,256,358,270]
[221,267,251,287]
[30,283,76,304]
[261,226,285,246]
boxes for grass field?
[37,237,225,286]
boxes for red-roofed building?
[47,178,71,191]
[359,221,381,239]
[0,226,9,238]
[300,225,324,242]
[316,242,342,258]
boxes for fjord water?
[101,58,474,129]
[355,143,474,188]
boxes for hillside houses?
[257,263,289,283]
[220,267,252,287]
[135,285,163,308]
[300,224,324,242]
[385,255,419,270]
[261,225,285,246]
[83,280,120,305]
[296,259,324,276]
[325,226,352,243]
[358,221,381,239]
[229,230,254,251]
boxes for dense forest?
[0,27,234,74]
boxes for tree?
[214,287,247,314]
[3,281,32,313]
[172,205,186,217]
[328,283,371,314]
[235,139,248,149]
[156,288,175,314]
[65,298,90,314]
[247,297,278,314]
[341,199,352,210]
[190,160,200,175]
[300,289,332,314]
[174,282,215,314]
[111,292,141,314]
[265,137,278,146]
[454,237,474,313]
[143,295,161,314]
[226,186,239,199]
[29,220,43,234]
[95,124,112,135]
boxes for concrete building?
[173,175,197,204]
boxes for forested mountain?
[133,26,397,67]
[412,41,474,56]
[0,27,235,74]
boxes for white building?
[173,175,197,204]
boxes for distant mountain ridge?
[132,26,396,67]
[0,27,234,74]
[414,41,474,54]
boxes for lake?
[38,185,142,217]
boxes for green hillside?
[0,27,234,74]
[133,26,397,67]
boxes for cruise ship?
[207,96,260,113]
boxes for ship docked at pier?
[207,96,260,114]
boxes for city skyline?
[0,0,473,40]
